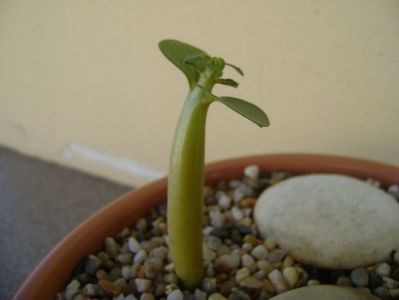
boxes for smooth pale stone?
[254,174,399,269]
[269,285,379,300]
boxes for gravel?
[56,168,399,300]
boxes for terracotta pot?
[13,154,399,300]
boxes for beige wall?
[1,0,398,186]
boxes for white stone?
[244,165,260,179]
[218,194,232,209]
[231,207,243,221]
[254,174,399,269]
[209,210,225,227]
[135,278,151,293]
[128,237,141,253]
[251,245,269,260]
[283,267,299,289]
[167,289,184,300]
[133,249,147,264]
[376,262,391,277]
[269,285,379,300]
[241,254,256,272]
[235,267,250,282]
[268,269,288,294]
[257,260,274,274]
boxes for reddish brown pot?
[13,154,399,300]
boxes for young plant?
[159,39,270,289]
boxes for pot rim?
[13,153,399,300]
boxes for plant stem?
[167,70,216,289]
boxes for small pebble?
[202,277,217,293]
[95,269,108,280]
[240,198,257,208]
[218,194,232,209]
[231,207,243,221]
[140,293,155,300]
[376,262,391,277]
[164,262,174,273]
[136,218,148,231]
[241,254,257,273]
[254,270,265,280]
[164,273,178,284]
[229,288,251,300]
[240,217,253,227]
[235,267,250,282]
[205,236,223,251]
[239,276,263,289]
[307,279,320,286]
[209,293,228,300]
[251,245,268,260]
[350,268,369,287]
[241,243,253,253]
[264,239,277,251]
[135,278,151,293]
[128,237,142,253]
[98,278,121,296]
[215,254,240,274]
[268,249,287,263]
[374,286,391,299]
[206,263,215,277]
[281,255,295,269]
[268,269,288,294]
[65,280,80,300]
[257,260,274,275]
[116,253,132,264]
[105,237,120,257]
[134,249,147,264]
[210,210,226,227]
[194,289,207,300]
[83,283,99,297]
[167,289,184,300]
[244,165,259,180]
[109,267,122,281]
[336,275,352,286]
[382,276,399,289]
[220,280,235,296]
[283,267,299,289]
[84,255,102,274]
[243,235,261,246]
[203,244,217,261]
[233,189,246,203]
[210,227,230,239]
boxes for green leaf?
[216,96,270,127]
[159,39,210,89]
[215,78,239,88]
[226,63,244,76]
[183,53,210,73]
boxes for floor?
[0,146,132,300]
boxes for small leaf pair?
[159,39,270,128]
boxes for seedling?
[159,39,270,289]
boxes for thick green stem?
[167,72,215,289]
